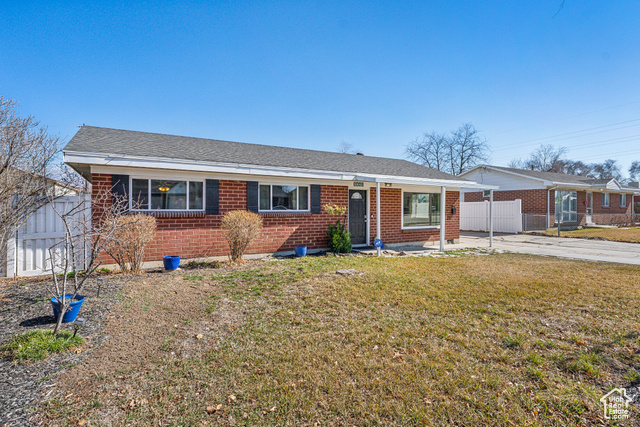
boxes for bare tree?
[592,159,622,181]
[629,161,640,181]
[0,97,59,261]
[47,189,149,334]
[405,131,450,172]
[406,123,489,175]
[337,140,358,154]
[509,144,566,172]
[564,160,595,177]
[448,124,489,175]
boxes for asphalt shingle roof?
[65,126,468,181]
[486,165,604,185]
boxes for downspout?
[547,186,558,228]
[439,186,446,252]
[376,182,381,257]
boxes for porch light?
[158,185,170,192]
[384,183,392,187]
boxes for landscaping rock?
[336,269,358,276]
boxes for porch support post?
[489,189,494,248]
[376,182,381,257]
[439,186,446,252]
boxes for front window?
[555,190,577,222]
[259,184,309,211]
[620,194,627,207]
[131,178,204,211]
[602,193,610,207]
[402,192,440,228]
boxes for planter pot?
[294,246,308,257]
[50,295,85,323]
[163,255,181,271]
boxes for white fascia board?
[366,174,497,190]
[64,150,485,188]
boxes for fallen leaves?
[206,404,222,414]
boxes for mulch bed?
[0,275,127,426]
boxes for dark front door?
[349,190,367,245]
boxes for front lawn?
[41,254,640,426]
[545,227,640,243]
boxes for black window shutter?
[205,179,219,215]
[311,185,321,214]
[112,174,129,211]
[246,181,259,213]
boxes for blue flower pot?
[294,246,308,257]
[163,255,181,271]
[51,295,85,323]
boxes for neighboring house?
[460,165,640,228]
[63,126,487,264]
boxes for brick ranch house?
[460,165,640,228]
[63,126,488,265]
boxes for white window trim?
[620,193,627,207]
[554,190,577,222]
[129,177,206,212]
[401,190,441,230]
[602,192,610,207]
[258,183,311,213]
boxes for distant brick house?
[63,126,487,265]
[460,165,639,228]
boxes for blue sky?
[2,1,640,175]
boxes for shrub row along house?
[63,126,489,265]
[461,165,640,229]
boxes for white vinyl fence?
[4,195,90,278]
[460,199,523,233]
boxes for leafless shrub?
[221,211,263,263]
[47,189,148,335]
[105,214,157,274]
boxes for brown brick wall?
[369,187,460,244]
[92,174,462,263]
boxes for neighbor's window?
[131,178,204,211]
[259,184,309,211]
[620,193,627,207]
[555,190,577,222]
[483,190,491,197]
[602,193,610,207]
[402,192,440,228]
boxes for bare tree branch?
[0,97,59,262]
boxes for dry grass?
[41,254,640,426]
[545,227,640,243]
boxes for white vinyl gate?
[460,199,523,233]
[4,195,89,278]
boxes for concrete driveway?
[453,232,640,265]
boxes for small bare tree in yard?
[0,97,59,261]
[221,210,263,263]
[105,214,157,274]
[47,190,150,335]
